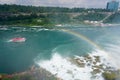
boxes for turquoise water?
[0,26,120,74]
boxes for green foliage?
[0,4,113,26]
[102,72,116,80]
[74,13,107,21]
[0,13,48,26]
[46,13,71,24]
[0,12,72,26]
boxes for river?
[0,25,120,79]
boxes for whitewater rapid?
[35,49,119,80]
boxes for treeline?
[0,13,71,26]
[74,13,107,21]
[0,4,115,26]
[0,4,110,13]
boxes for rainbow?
[61,29,102,50]
[61,28,119,68]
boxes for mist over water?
[0,25,120,75]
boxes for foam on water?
[36,53,93,80]
[36,49,118,80]
[88,50,119,69]
[96,34,120,69]
[104,43,120,68]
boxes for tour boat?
[9,37,26,42]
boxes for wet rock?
[94,56,100,62]
[92,69,101,74]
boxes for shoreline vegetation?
[0,66,59,80]
[0,4,120,27]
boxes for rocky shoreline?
[0,66,59,80]
[71,54,120,80]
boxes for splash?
[36,50,116,80]
[104,43,120,68]
[61,29,120,69]
[35,28,120,80]
[36,53,93,80]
